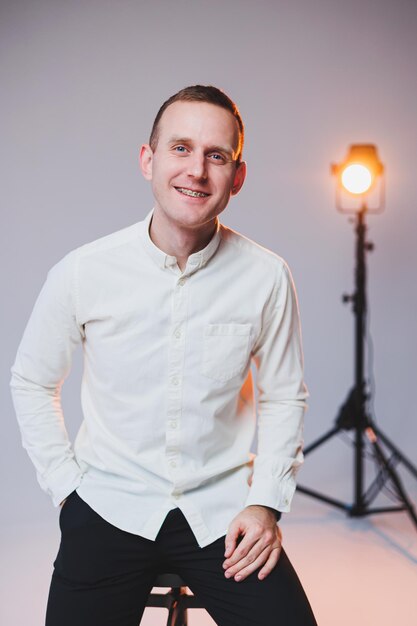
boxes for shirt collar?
[139,209,221,275]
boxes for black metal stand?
[297,207,417,529]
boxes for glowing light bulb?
[341,164,373,194]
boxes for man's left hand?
[223,505,282,582]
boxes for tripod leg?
[303,425,341,455]
[370,436,417,529]
[372,424,417,480]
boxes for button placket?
[166,275,188,479]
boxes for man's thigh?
[45,491,157,626]
[186,544,317,626]
[162,510,317,626]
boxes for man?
[11,85,317,625]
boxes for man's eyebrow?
[167,136,235,157]
[167,135,192,145]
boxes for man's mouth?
[175,187,209,198]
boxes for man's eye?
[209,153,226,163]
[174,146,188,154]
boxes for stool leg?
[166,591,188,626]
[167,602,185,626]
[174,604,187,626]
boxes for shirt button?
[170,460,177,468]
[171,377,179,386]
[169,420,177,429]
[173,492,181,500]
[174,329,182,339]
[178,278,186,286]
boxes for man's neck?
[149,210,217,272]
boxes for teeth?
[177,188,208,198]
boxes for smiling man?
[11,85,317,626]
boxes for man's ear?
[139,144,153,180]
[231,161,247,196]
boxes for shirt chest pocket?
[200,323,252,382]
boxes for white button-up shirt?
[10,211,308,547]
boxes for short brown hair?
[149,85,244,164]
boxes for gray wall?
[1,0,417,622]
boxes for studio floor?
[2,492,416,626]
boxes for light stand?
[297,145,417,529]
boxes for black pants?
[46,491,317,626]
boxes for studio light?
[297,144,417,530]
[331,144,385,212]
[341,164,372,194]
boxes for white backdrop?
[1,0,417,622]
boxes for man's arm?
[223,261,307,581]
[10,252,84,507]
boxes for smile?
[175,187,209,198]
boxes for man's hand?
[223,505,282,582]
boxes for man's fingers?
[224,538,265,577]
[223,526,275,568]
[226,544,281,582]
[223,528,262,567]
[224,522,242,558]
[227,543,281,582]
[257,546,282,580]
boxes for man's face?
[140,100,246,231]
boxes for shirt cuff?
[244,474,296,513]
[38,458,84,507]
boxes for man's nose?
[187,152,207,180]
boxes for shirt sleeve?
[244,261,308,513]
[10,251,85,507]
